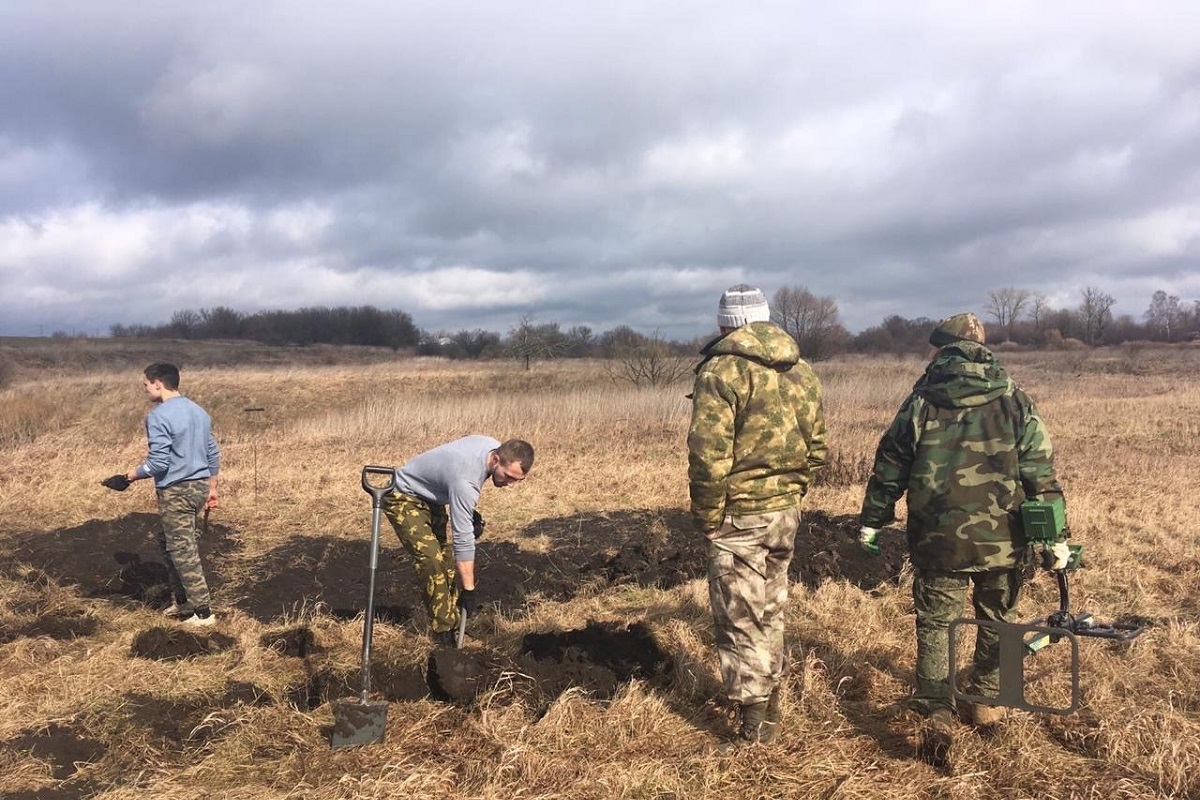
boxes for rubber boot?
[764,685,782,740]
[742,700,776,743]
[962,702,1005,728]
[715,701,774,754]
[916,707,954,769]
[767,686,782,721]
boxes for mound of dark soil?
[4,512,240,610]
[259,625,319,658]
[0,611,99,643]
[0,788,102,800]
[427,619,674,705]
[4,507,904,631]
[791,510,908,589]
[130,626,238,660]
[114,686,268,748]
[294,661,430,710]
[521,620,671,682]
[3,723,106,780]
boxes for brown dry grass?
[1,345,1199,798]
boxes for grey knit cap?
[717,284,771,329]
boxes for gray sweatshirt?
[394,435,498,561]
[137,396,220,489]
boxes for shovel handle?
[362,466,397,505]
[456,609,467,649]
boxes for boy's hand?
[101,474,131,492]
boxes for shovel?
[331,465,396,748]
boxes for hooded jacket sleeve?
[1014,389,1064,504]
[687,368,740,530]
[859,395,921,528]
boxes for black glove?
[101,474,131,492]
[472,510,486,539]
[457,588,478,616]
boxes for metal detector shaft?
[359,466,396,702]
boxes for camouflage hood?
[860,340,1063,572]
[914,341,1011,409]
[698,321,801,371]
[688,321,827,530]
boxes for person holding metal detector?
[856,313,1067,765]
[100,362,221,627]
[383,436,534,645]
[688,284,828,750]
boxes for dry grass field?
[1,342,1198,799]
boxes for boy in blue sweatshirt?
[106,363,221,626]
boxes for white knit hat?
[717,284,771,328]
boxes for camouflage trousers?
[707,506,801,705]
[911,567,1022,715]
[382,491,459,633]
[155,480,212,608]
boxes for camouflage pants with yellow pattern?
[707,506,801,705]
[382,491,459,633]
[156,480,213,608]
[911,567,1022,715]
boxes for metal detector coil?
[950,617,1081,715]
[950,565,1146,716]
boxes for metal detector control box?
[1021,498,1066,543]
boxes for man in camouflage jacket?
[859,313,1065,744]
[688,284,828,747]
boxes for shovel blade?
[331,698,389,748]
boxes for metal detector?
[950,557,1146,716]
[331,465,396,748]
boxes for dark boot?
[916,708,954,769]
[715,701,773,753]
[766,685,782,726]
[961,702,1005,729]
[741,700,775,743]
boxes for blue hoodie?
[137,396,220,488]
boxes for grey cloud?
[3,1,1200,338]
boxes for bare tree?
[771,285,845,360]
[1144,290,1185,342]
[1078,286,1116,345]
[507,314,566,370]
[605,330,692,388]
[984,287,1031,342]
[1029,293,1051,334]
[168,309,201,340]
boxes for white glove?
[1049,541,1071,571]
[859,526,880,556]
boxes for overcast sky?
[2,1,1199,340]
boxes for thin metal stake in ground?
[331,465,396,748]
[243,407,265,507]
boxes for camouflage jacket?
[688,321,828,531]
[859,341,1064,572]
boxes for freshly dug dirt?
[0,506,911,788]
[2,723,106,780]
[130,626,239,660]
[4,507,903,627]
[0,610,99,643]
[427,619,674,705]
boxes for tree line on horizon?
[105,285,1199,363]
